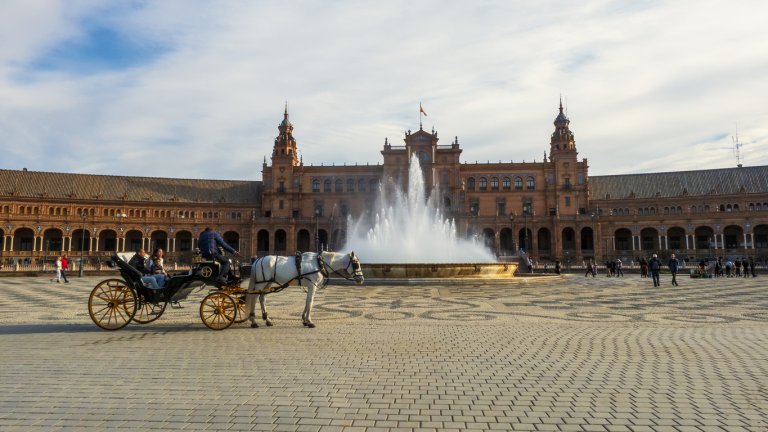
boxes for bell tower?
[549,98,577,159]
[272,103,299,167]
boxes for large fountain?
[343,155,518,279]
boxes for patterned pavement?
[0,273,766,431]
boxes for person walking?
[616,258,624,277]
[749,257,756,277]
[52,256,62,283]
[584,259,595,277]
[668,253,679,286]
[554,259,561,275]
[648,254,662,287]
[60,254,70,283]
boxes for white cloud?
[0,0,766,179]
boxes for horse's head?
[344,251,364,285]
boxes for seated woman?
[142,257,168,289]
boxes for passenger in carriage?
[128,249,150,275]
[198,227,241,284]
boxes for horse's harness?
[251,252,358,293]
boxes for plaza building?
[2,102,768,268]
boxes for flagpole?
[419,102,422,130]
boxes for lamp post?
[314,208,320,253]
[78,214,87,277]
[116,213,126,252]
[522,207,530,253]
[509,213,516,254]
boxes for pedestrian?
[526,256,533,273]
[555,259,561,275]
[734,258,742,277]
[60,254,70,283]
[584,259,595,277]
[668,253,679,286]
[648,254,662,287]
[52,256,62,283]
[616,258,624,277]
[640,257,649,278]
[749,257,756,277]
[725,259,733,277]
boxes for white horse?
[244,251,364,328]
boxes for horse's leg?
[246,292,259,328]
[303,283,317,328]
[259,293,273,326]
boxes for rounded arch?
[723,225,744,249]
[275,229,287,253]
[150,230,168,252]
[499,227,514,254]
[0,227,4,252]
[754,224,768,249]
[175,230,193,252]
[257,229,270,255]
[482,228,495,250]
[640,227,659,251]
[43,228,64,252]
[331,228,346,251]
[667,226,686,250]
[580,227,594,251]
[694,226,714,249]
[125,230,143,253]
[296,229,311,252]
[537,228,551,256]
[518,227,532,252]
[614,228,632,251]
[318,229,329,252]
[222,231,240,251]
[12,227,35,252]
[99,229,118,252]
[561,227,576,251]
[71,228,92,252]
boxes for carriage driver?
[198,227,241,284]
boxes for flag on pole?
[419,103,427,116]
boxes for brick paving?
[0,273,766,431]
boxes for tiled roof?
[0,169,262,205]
[590,165,768,200]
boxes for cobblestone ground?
[0,274,766,431]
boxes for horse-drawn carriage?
[87,250,249,331]
[87,249,364,331]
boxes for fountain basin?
[364,262,518,279]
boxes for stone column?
[685,235,689,250]
[7,235,13,252]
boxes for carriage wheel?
[133,297,167,324]
[200,292,236,330]
[233,293,248,324]
[88,279,137,331]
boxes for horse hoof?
[266,321,273,327]
[250,323,259,328]
[302,321,308,327]
[307,323,316,328]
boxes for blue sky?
[1,0,767,180]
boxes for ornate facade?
[2,102,768,267]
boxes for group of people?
[51,255,70,283]
[712,257,757,278]
[127,227,240,289]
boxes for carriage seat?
[110,255,146,290]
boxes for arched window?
[370,178,378,191]
[479,178,487,190]
[734,204,739,211]
[664,207,669,215]
[347,178,355,192]
[490,177,499,190]
[312,179,320,192]
[324,179,332,192]
[335,179,343,192]
[650,207,656,215]
[526,176,535,189]
[502,177,511,190]
[467,177,475,190]
[514,177,523,190]
[358,179,366,192]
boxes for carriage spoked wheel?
[88,279,137,331]
[233,293,248,324]
[200,292,237,330]
[133,297,167,324]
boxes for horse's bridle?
[328,252,363,281]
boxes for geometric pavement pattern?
[0,274,766,431]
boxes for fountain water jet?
[343,154,517,279]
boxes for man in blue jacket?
[648,254,662,287]
[668,253,680,286]
[198,227,241,284]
